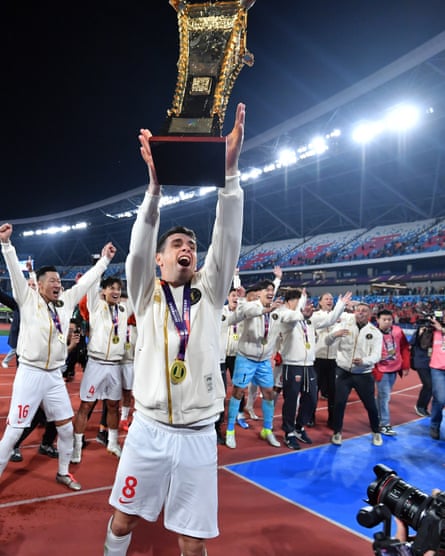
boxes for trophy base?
[149,136,227,188]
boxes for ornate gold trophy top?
[150,0,256,187]
[165,0,256,136]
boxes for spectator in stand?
[409,323,433,417]
[373,309,410,436]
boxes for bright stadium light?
[310,136,328,155]
[352,120,384,144]
[385,104,420,131]
[22,222,89,237]
[277,148,297,167]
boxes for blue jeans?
[430,368,445,431]
[376,371,397,427]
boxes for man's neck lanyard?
[262,312,270,345]
[47,302,64,342]
[161,280,191,384]
[300,320,311,350]
[109,304,120,344]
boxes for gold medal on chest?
[112,335,120,344]
[170,359,187,384]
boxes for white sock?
[74,432,83,448]
[0,426,23,475]
[57,422,74,476]
[104,517,132,555]
[107,428,118,448]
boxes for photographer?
[358,466,445,556]
[394,512,437,556]
[409,321,432,418]
[428,317,445,440]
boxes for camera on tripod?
[357,464,445,555]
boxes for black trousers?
[414,366,432,409]
[314,357,336,423]
[281,364,317,435]
[333,367,380,434]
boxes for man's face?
[38,271,62,303]
[103,283,121,305]
[156,233,197,286]
[258,285,275,307]
[246,290,259,301]
[227,290,238,310]
[302,299,314,318]
[286,297,299,310]
[377,314,393,331]
[319,293,333,311]
[355,304,371,325]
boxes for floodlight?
[277,148,297,167]
[385,104,420,131]
[352,121,384,144]
[309,136,328,155]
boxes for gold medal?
[170,359,187,384]
[233,333,239,341]
[124,342,131,350]
[112,335,120,344]
[261,337,268,345]
[305,342,311,350]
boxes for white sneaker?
[71,443,82,464]
[372,433,383,446]
[1,361,8,368]
[107,444,122,458]
[225,431,236,449]
[260,429,280,447]
[331,432,342,446]
[246,408,259,420]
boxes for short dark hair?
[36,265,58,281]
[156,226,197,253]
[377,309,393,318]
[256,279,275,291]
[284,288,303,302]
[100,276,123,289]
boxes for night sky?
[1,1,445,219]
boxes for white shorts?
[7,363,73,427]
[79,358,122,401]
[120,361,134,391]
[109,412,219,539]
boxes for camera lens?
[367,464,431,530]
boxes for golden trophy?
[149,0,256,187]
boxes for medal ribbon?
[263,312,270,342]
[300,320,309,346]
[48,303,63,334]
[160,280,191,362]
[109,304,119,337]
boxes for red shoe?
[120,419,130,432]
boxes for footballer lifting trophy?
[149,0,256,187]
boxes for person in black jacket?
[409,323,433,417]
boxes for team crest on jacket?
[221,314,226,321]
[190,288,201,305]
[118,305,125,312]
[55,300,64,308]
[366,333,373,339]
[272,313,279,320]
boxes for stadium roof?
[7,32,445,267]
